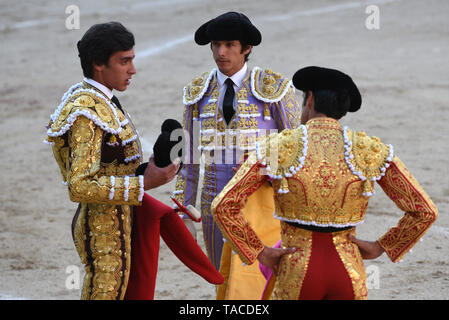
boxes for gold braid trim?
[211,152,266,265]
[183,69,216,106]
[250,67,292,103]
[377,156,438,262]
[78,204,132,300]
[272,223,312,300]
[333,229,368,300]
[344,127,394,197]
[67,116,142,205]
[256,127,307,194]
[48,91,121,138]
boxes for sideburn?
[240,42,251,62]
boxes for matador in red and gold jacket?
[211,66,438,300]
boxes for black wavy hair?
[240,41,251,62]
[77,22,135,78]
[305,89,352,120]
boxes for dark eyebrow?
[120,55,135,61]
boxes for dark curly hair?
[77,22,135,78]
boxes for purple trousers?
[201,163,235,270]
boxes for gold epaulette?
[343,127,394,196]
[183,69,216,106]
[256,125,308,193]
[250,67,292,103]
[47,90,122,138]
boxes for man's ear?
[92,61,105,76]
[242,45,252,56]
[304,91,313,111]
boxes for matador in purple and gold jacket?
[172,65,302,271]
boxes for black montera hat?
[154,119,184,169]
[194,11,262,46]
[292,66,362,112]
[135,119,184,176]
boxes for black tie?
[111,95,124,113]
[223,78,235,124]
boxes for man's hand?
[348,234,384,260]
[257,245,297,276]
[143,155,180,190]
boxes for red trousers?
[262,224,367,300]
[298,231,355,300]
[124,193,223,300]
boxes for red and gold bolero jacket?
[211,117,438,264]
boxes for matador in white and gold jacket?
[44,80,144,299]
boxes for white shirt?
[84,77,114,100]
[216,63,248,115]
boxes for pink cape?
[258,240,281,299]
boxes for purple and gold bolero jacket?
[172,67,302,217]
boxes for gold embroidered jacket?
[211,117,438,264]
[44,81,144,299]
